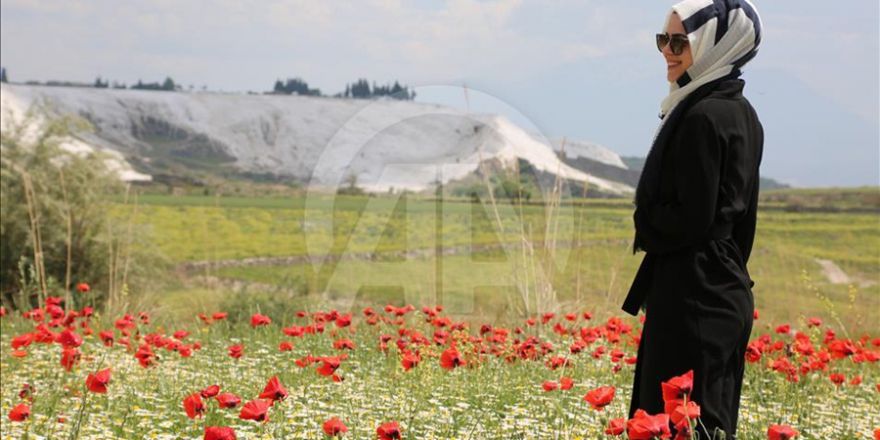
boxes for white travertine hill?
[1,83,633,194]
[550,138,629,170]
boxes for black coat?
[622,77,764,439]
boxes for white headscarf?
[658,0,763,119]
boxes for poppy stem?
[67,388,90,440]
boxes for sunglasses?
[656,32,690,56]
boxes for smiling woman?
[623,0,765,439]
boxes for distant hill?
[1,83,634,196]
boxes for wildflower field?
[1,298,879,439]
[2,191,879,439]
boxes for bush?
[0,103,168,311]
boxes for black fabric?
[622,76,764,440]
[633,69,742,240]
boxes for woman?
[621,1,764,439]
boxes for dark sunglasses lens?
[671,36,688,55]
[655,34,669,52]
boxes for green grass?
[110,192,879,333]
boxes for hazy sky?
[2,0,877,187]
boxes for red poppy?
[440,346,464,370]
[31,325,54,344]
[828,339,856,359]
[212,312,228,320]
[8,403,30,422]
[560,376,574,390]
[250,313,271,328]
[317,356,343,377]
[135,344,157,368]
[76,282,90,293]
[746,341,763,363]
[666,399,700,430]
[401,350,421,371]
[661,370,694,402]
[183,393,206,419]
[605,417,625,435]
[99,330,115,347]
[60,347,81,371]
[216,393,241,409]
[178,345,193,357]
[11,333,33,349]
[0,306,6,317]
[204,426,236,440]
[626,409,671,440]
[767,424,799,440]
[86,368,112,393]
[279,341,294,351]
[584,385,616,411]
[545,356,570,370]
[55,329,83,348]
[333,338,356,350]
[201,385,221,398]
[323,417,348,436]
[258,376,288,402]
[283,325,305,337]
[829,373,846,386]
[228,344,244,359]
[335,314,352,328]
[239,399,271,423]
[376,421,402,440]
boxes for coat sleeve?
[643,110,723,252]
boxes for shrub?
[0,102,167,311]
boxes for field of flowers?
[2,292,878,439]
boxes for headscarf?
[632,0,763,254]
[659,0,763,119]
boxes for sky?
[1,0,878,187]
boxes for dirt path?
[814,258,877,288]
[815,258,851,284]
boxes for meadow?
[122,191,878,333]
[2,188,878,439]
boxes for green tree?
[1,103,167,311]
[162,76,176,91]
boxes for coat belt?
[621,221,734,316]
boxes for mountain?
[552,139,642,188]
[0,83,634,196]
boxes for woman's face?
[663,12,693,83]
